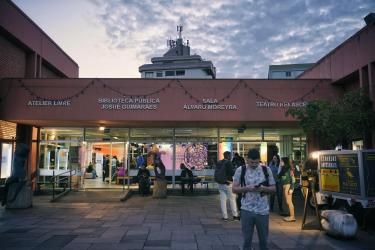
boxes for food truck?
[315,150,375,215]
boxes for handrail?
[50,168,77,202]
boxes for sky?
[13,0,375,78]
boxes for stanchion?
[301,176,322,230]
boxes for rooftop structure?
[139,25,216,79]
[268,63,314,79]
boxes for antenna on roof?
[177,25,183,39]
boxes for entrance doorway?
[83,141,126,189]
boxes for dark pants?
[241,209,269,250]
[181,178,194,194]
[270,181,283,212]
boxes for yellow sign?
[320,169,340,192]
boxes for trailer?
[314,150,375,223]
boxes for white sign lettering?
[98,97,160,110]
[27,100,71,107]
[184,98,238,110]
[256,100,307,108]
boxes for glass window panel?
[130,128,173,142]
[85,128,129,141]
[40,127,83,141]
[220,128,262,142]
[263,128,304,141]
[38,141,82,172]
[175,128,218,142]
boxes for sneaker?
[233,216,240,221]
[283,216,296,222]
[222,218,229,222]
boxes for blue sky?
[13,0,375,78]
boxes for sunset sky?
[13,0,375,78]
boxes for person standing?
[180,163,194,194]
[278,156,296,222]
[268,154,283,213]
[214,151,239,221]
[232,152,246,214]
[232,152,245,169]
[232,149,276,250]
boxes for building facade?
[0,0,78,180]
[0,2,374,189]
[139,26,216,79]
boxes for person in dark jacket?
[268,154,283,213]
[215,151,239,221]
[232,153,245,169]
[180,163,194,194]
[137,165,150,196]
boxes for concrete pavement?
[0,190,374,250]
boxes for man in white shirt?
[232,149,276,250]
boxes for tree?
[286,89,375,149]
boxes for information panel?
[363,151,375,197]
[319,153,360,195]
[337,154,360,195]
[319,154,340,192]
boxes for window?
[156,72,163,77]
[145,72,154,78]
[165,71,175,76]
[285,71,291,77]
[176,70,185,76]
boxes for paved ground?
[0,190,375,250]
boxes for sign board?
[319,153,360,195]
[362,151,375,197]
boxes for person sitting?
[85,162,97,179]
[180,163,194,194]
[137,165,150,196]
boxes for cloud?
[91,0,374,78]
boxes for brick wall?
[0,34,26,78]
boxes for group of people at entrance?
[215,149,296,250]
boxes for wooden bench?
[198,176,216,193]
[116,176,156,184]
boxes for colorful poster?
[176,143,208,170]
[337,154,360,195]
[362,151,375,197]
[319,154,340,192]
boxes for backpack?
[214,159,229,184]
[239,165,269,199]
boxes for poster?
[363,151,375,197]
[176,143,208,170]
[337,154,360,195]
[319,154,340,192]
[319,153,361,195]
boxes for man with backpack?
[232,149,276,250]
[214,151,239,221]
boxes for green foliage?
[286,89,375,148]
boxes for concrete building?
[268,63,314,79]
[0,0,78,180]
[0,1,374,189]
[139,26,216,79]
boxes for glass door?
[83,141,126,188]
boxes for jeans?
[218,183,238,219]
[241,209,269,250]
[270,181,283,211]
